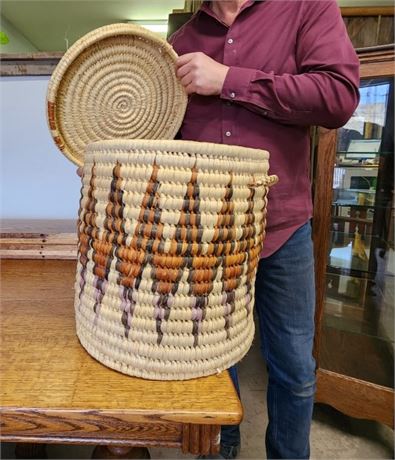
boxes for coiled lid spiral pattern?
[75,139,277,380]
[47,24,187,166]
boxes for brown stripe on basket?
[183,166,208,346]
[151,164,206,346]
[92,162,126,323]
[47,101,57,131]
[244,184,257,316]
[53,136,66,152]
[218,173,238,339]
[77,162,98,304]
[246,184,268,315]
[116,162,165,338]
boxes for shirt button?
[230,92,236,98]
[225,131,232,137]
[227,38,234,44]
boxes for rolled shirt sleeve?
[221,0,360,128]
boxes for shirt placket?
[222,23,239,144]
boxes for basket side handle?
[248,174,279,188]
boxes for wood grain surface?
[312,127,338,365]
[0,219,77,236]
[0,53,63,76]
[316,369,394,428]
[0,219,77,260]
[340,6,395,16]
[1,259,242,449]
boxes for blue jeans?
[222,222,316,459]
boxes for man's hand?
[176,52,229,96]
[76,167,83,178]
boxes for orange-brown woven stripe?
[74,139,277,380]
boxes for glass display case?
[313,46,394,428]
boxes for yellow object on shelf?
[352,226,368,261]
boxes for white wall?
[0,15,38,53]
[0,76,81,219]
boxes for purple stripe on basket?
[120,286,136,336]
[191,307,203,322]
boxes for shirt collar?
[199,1,257,24]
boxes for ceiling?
[1,0,393,52]
[1,1,185,51]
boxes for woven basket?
[75,139,277,380]
[47,24,187,166]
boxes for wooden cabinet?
[312,46,394,428]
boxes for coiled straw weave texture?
[75,139,277,380]
[47,24,187,166]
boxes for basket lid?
[46,23,187,166]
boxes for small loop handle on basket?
[248,174,279,188]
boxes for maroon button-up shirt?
[170,0,359,257]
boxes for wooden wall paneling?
[345,16,380,48]
[0,234,77,259]
[0,219,77,259]
[0,53,63,76]
[340,7,395,16]
[341,6,394,48]
[378,16,395,45]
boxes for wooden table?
[1,259,242,457]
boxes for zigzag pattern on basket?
[74,140,277,380]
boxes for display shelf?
[332,201,381,209]
[335,163,379,168]
[313,47,394,428]
[337,150,393,156]
[332,215,373,224]
[332,202,383,209]
[333,188,376,194]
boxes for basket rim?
[85,139,270,162]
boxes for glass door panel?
[321,77,394,387]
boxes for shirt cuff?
[221,66,257,102]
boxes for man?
[169,1,359,459]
